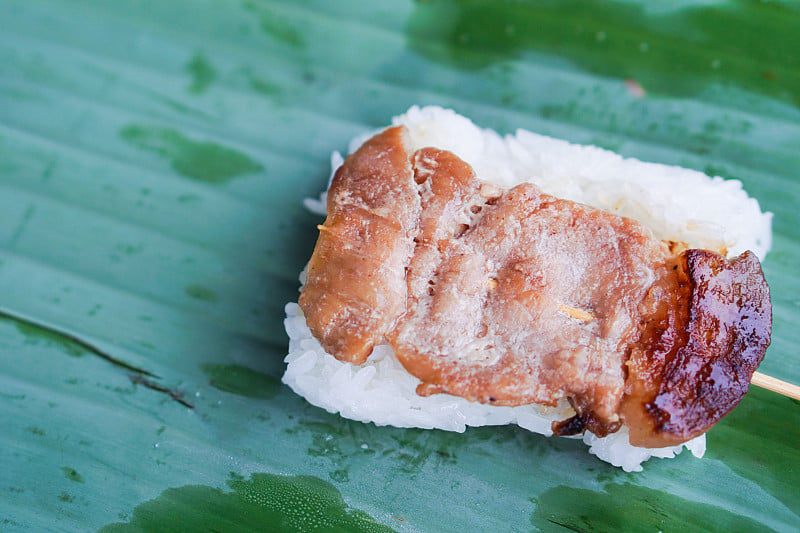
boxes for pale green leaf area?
[1,0,799,531]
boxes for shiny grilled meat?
[299,126,772,447]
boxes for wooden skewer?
[751,371,800,401]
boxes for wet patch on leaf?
[119,124,263,183]
[99,472,394,532]
[287,416,466,481]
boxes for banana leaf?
[1,0,799,531]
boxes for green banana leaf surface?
[1,0,799,531]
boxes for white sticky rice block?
[285,106,770,471]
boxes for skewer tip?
[751,371,800,401]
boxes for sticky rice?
[283,106,771,471]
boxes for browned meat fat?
[620,250,771,447]
[299,126,772,448]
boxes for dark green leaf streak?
[12,319,86,357]
[407,0,800,106]
[0,310,157,376]
[202,364,281,399]
[185,52,217,94]
[184,284,219,302]
[242,67,283,97]
[62,466,85,483]
[707,387,800,516]
[531,482,768,532]
[243,0,307,49]
[99,473,395,532]
[119,125,264,183]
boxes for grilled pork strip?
[299,126,772,447]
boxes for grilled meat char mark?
[299,125,772,447]
[391,148,666,437]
